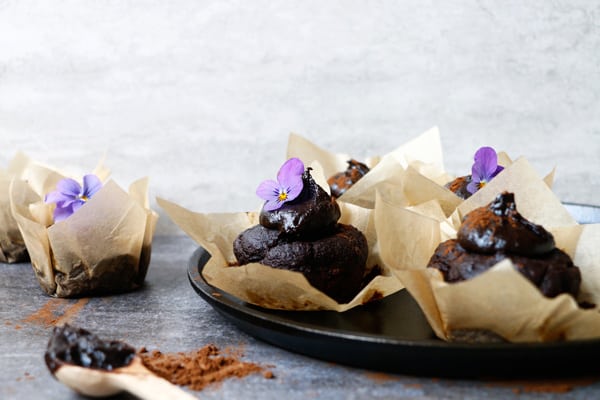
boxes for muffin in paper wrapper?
[8,154,158,297]
[157,165,402,312]
[0,152,75,263]
[375,156,600,342]
[286,127,454,209]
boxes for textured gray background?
[1,1,599,235]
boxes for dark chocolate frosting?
[428,191,581,298]
[328,159,370,198]
[45,324,135,374]
[457,192,555,257]
[259,169,340,237]
[428,239,580,298]
[445,175,472,200]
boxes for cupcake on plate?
[158,158,402,311]
[428,191,581,299]
[376,155,600,342]
[233,158,369,303]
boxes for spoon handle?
[112,371,197,400]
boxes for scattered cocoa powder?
[364,371,402,383]
[485,376,600,394]
[138,344,274,391]
[21,298,89,327]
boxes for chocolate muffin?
[427,192,581,298]
[234,169,369,303]
[327,159,370,199]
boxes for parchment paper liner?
[287,127,454,209]
[0,169,27,263]
[0,152,87,263]
[157,169,402,311]
[376,156,600,342]
[8,154,158,297]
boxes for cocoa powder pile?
[138,344,274,391]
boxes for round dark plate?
[187,202,600,378]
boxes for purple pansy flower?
[45,174,103,222]
[256,158,304,211]
[466,146,504,194]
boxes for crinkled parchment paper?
[286,127,453,209]
[8,154,158,297]
[375,156,600,342]
[0,152,93,263]
[157,166,402,311]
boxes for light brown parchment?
[8,158,158,297]
[157,167,403,311]
[0,152,86,263]
[0,169,27,263]
[286,127,452,209]
[375,157,600,342]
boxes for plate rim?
[188,247,600,349]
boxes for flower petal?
[277,158,304,184]
[53,204,76,222]
[45,190,71,204]
[492,165,504,178]
[256,180,280,201]
[55,178,82,197]
[82,174,102,198]
[71,199,85,213]
[473,147,499,180]
[466,180,479,194]
[262,199,283,211]
[285,179,303,202]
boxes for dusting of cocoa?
[138,344,274,391]
[16,372,35,382]
[364,371,401,383]
[21,298,89,327]
[485,376,600,394]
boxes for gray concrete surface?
[2,235,600,400]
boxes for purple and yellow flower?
[256,158,304,211]
[466,146,504,194]
[45,174,103,222]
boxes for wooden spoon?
[52,355,197,399]
[45,324,196,400]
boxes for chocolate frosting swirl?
[445,175,472,200]
[328,159,370,198]
[457,192,555,257]
[259,169,341,237]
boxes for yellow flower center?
[278,191,288,202]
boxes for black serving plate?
[187,202,600,378]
